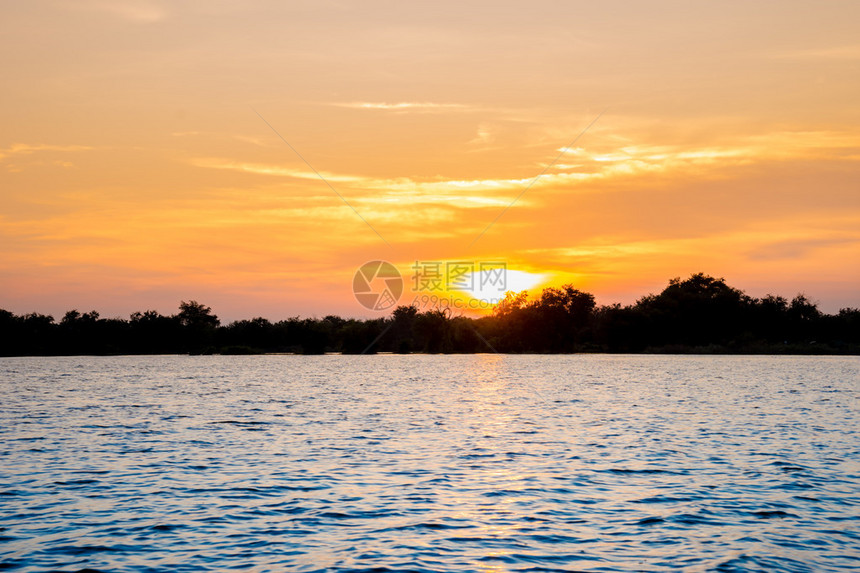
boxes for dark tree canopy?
[177,301,220,329]
[0,274,857,356]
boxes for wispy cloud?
[188,156,532,205]
[189,128,860,217]
[0,143,93,161]
[746,237,860,261]
[330,101,472,112]
[171,132,270,147]
[188,158,361,183]
[468,123,498,146]
[60,0,168,23]
[522,222,860,267]
[1,143,93,172]
[549,130,860,179]
[769,45,860,61]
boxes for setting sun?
[458,268,547,305]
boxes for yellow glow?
[457,270,547,303]
[1,2,859,319]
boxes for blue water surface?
[0,355,858,572]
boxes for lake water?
[0,355,858,572]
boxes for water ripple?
[0,354,858,572]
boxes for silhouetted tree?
[341,318,386,354]
[219,317,274,353]
[391,305,419,353]
[635,273,753,348]
[129,310,181,354]
[493,290,529,318]
[532,285,596,351]
[20,313,57,355]
[0,310,17,356]
[415,309,452,353]
[177,301,219,328]
[177,300,219,353]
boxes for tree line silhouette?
[1,274,858,356]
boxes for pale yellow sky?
[1,1,859,319]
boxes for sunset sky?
[2,1,859,321]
